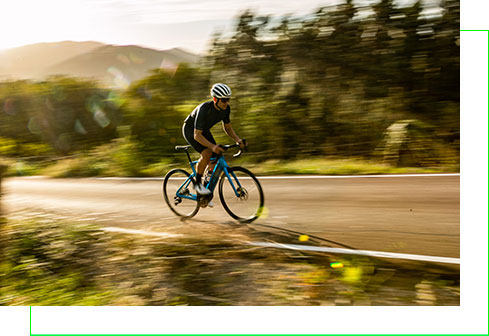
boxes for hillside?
[0,41,104,79]
[0,41,200,86]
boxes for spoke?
[220,168,263,222]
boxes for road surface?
[2,175,460,258]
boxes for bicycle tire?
[163,168,199,219]
[218,166,264,223]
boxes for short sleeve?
[194,104,209,130]
[223,107,231,124]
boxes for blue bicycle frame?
[176,155,243,202]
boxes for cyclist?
[183,83,245,196]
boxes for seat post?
[185,149,192,164]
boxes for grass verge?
[2,156,459,178]
[246,157,458,176]
[1,217,459,306]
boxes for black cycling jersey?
[182,101,231,153]
[184,101,230,131]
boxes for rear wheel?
[163,168,199,219]
[218,166,264,223]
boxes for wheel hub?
[237,187,248,200]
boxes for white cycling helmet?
[210,83,232,98]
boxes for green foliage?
[89,137,145,176]
[0,1,459,173]
[248,157,444,176]
[42,137,145,177]
[0,136,53,157]
[377,119,459,167]
[0,160,44,176]
[208,0,459,163]
[0,137,17,156]
[122,65,210,161]
[0,219,114,305]
[0,77,122,155]
[140,158,179,177]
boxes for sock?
[196,173,202,184]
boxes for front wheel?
[218,166,264,223]
[163,168,199,219]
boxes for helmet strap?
[213,97,224,111]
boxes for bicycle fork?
[223,169,246,199]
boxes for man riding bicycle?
[183,83,245,196]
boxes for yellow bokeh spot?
[259,206,269,219]
[299,235,309,242]
[343,267,362,283]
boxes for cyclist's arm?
[223,123,245,147]
[194,129,222,153]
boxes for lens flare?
[107,91,125,108]
[330,262,344,269]
[94,109,110,128]
[27,117,42,135]
[3,98,16,115]
[160,59,178,76]
[107,66,130,89]
[117,54,130,65]
[74,119,87,135]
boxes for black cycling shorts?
[182,123,217,154]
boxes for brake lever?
[233,138,247,157]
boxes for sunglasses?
[220,98,230,103]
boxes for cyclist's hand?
[212,144,224,154]
[237,139,247,149]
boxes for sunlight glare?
[0,0,93,50]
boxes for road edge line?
[101,226,460,265]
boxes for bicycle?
[163,141,264,223]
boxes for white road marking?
[249,242,460,264]
[100,227,460,264]
[249,173,460,179]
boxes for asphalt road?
[2,174,460,258]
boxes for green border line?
[28,30,488,336]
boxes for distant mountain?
[0,41,104,79]
[0,41,200,86]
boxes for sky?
[0,0,342,54]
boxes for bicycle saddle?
[175,145,191,151]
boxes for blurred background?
[0,0,461,308]
[0,0,459,177]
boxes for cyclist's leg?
[182,124,216,185]
[197,148,212,177]
[202,130,218,174]
[183,124,205,183]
